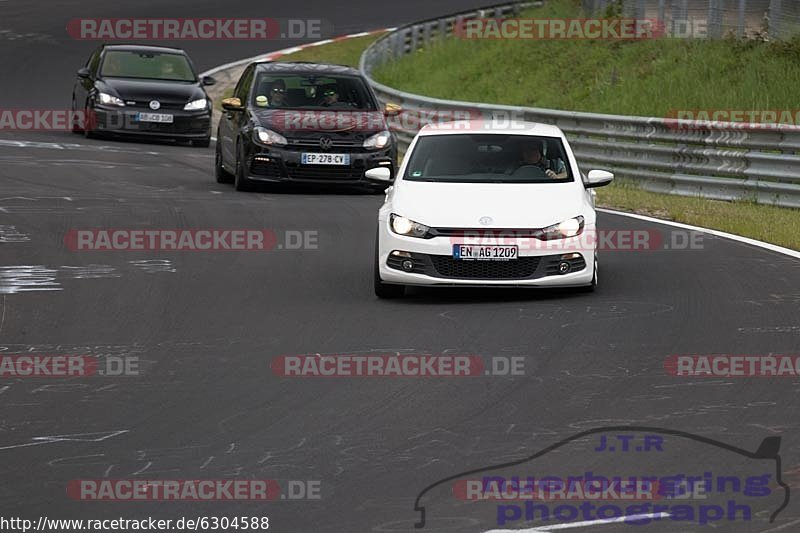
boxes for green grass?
[275,33,385,67]
[597,181,799,250]
[373,0,800,118]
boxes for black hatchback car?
[71,44,215,146]
[215,62,399,191]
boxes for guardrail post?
[708,0,724,38]
[738,0,746,37]
[769,0,782,38]
[635,0,647,20]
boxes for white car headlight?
[184,98,209,111]
[363,130,391,150]
[539,216,585,240]
[98,92,125,107]
[253,127,287,147]
[390,214,431,238]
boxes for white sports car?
[366,120,613,298]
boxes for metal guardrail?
[359,2,800,208]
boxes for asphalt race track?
[1,1,799,532]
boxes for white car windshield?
[404,134,573,183]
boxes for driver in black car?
[317,85,340,107]
[513,139,568,179]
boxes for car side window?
[234,66,255,102]
[87,48,102,76]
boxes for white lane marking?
[598,208,800,259]
[0,430,129,451]
[483,512,671,532]
[759,518,800,531]
[0,139,160,155]
[199,28,395,78]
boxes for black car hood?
[99,78,206,105]
[252,108,387,139]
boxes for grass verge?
[597,181,799,250]
[372,0,800,118]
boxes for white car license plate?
[301,153,350,165]
[453,244,518,261]
[136,112,174,123]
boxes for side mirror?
[221,97,243,112]
[586,169,614,188]
[384,102,402,117]
[202,76,217,86]
[77,67,91,79]
[364,166,392,183]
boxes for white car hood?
[391,180,591,229]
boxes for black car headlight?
[538,216,585,240]
[184,98,209,111]
[363,130,392,150]
[97,92,125,107]
[390,214,431,238]
[253,127,287,147]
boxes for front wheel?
[215,140,234,184]
[233,141,252,192]
[578,254,598,293]
[374,238,404,299]
[71,97,83,134]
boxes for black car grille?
[430,255,541,279]
[126,101,187,110]
[287,166,364,180]
[286,139,367,154]
[132,122,196,133]
[250,160,366,181]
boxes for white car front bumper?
[376,219,596,287]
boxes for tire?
[233,141,252,192]
[215,140,234,183]
[83,105,96,139]
[192,137,211,148]
[71,97,83,134]
[578,254,598,293]
[374,236,405,299]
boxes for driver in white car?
[515,139,568,179]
